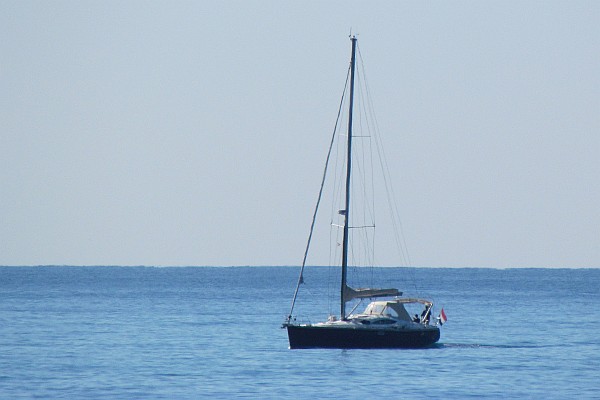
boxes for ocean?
[0,266,598,399]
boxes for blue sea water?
[0,266,598,399]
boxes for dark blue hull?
[287,324,440,349]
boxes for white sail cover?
[343,285,401,302]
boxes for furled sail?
[343,285,401,302]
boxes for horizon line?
[0,264,598,270]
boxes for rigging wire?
[288,40,427,322]
[357,44,420,295]
[328,78,349,315]
[356,57,377,285]
[354,53,379,282]
[287,64,351,321]
[351,64,376,286]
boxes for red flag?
[439,308,447,325]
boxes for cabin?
[357,299,433,324]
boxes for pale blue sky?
[1,1,598,267]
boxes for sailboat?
[283,36,441,349]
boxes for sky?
[1,1,598,268]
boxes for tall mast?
[340,36,357,320]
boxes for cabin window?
[382,306,399,318]
[365,304,385,315]
[372,319,395,325]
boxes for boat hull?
[286,324,440,349]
